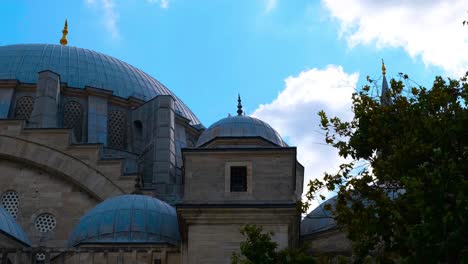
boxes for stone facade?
[177,144,303,263]
[302,228,352,257]
[0,159,97,248]
[0,246,180,264]
[182,148,302,204]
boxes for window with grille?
[14,96,34,120]
[34,213,56,233]
[1,190,19,219]
[63,101,83,142]
[230,166,247,192]
[108,110,127,149]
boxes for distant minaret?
[237,94,243,116]
[381,59,392,105]
[60,19,68,46]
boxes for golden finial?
[60,19,68,46]
[381,59,386,76]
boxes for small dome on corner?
[196,115,287,147]
[0,206,31,246]
[196,95,287,147]
[68,195,179,247]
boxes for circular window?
[36,252,45,261]
[1,191,19,219]
[34,213,56,233]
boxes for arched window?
[1,190,19,219]
[63,101,84,142]
[108,110,127,149]
[14,96,34,121]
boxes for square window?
[230,166,247,192]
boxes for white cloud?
[161,0,169,9]
[265,0,277,13]
[147,0,169,9]
[252,65,359,208]
[85,0,120,40]
[322,0,468,76]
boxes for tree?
[305,72,468,263]
[231,224,315,264]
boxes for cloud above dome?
[322,0,468,76]
[252,65,358,207]
[84,0,171,40]
[85,0,121,40]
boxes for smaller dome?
[301,197,337,236]
[0,206,31,246]
[68,195,179,246]
[196,115,287,147]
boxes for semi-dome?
[68,195,179,246]
[0,206,31,246]
[196,115,287,147]
[301,197,337,236]
[0,44,201,125]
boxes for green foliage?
[231,224,278,264]
[231,224,315,264]
[305,73,468,263]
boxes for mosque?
[0,21,354,263]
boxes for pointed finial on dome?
[60,19,68,46]
[237,94,243,116]
[381,58,386,76]
[381,59,392,106]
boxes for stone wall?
[0,159,98,248]
[0,246,180,264]
[302,228,352,256]
[179,146,301,264]
[63,246,180,264]
[182,148,299,204]
[177,207,298,264]
[187,224,287,263]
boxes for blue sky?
[2,0,466,205]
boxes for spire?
[60,19,68,46]
[237,94,243,116]
[380,59,392,105]
[381,59,386,76]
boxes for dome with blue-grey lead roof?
[0,206,31,246]
[196,115,288,147]
[0,44,201,125]
[68,195,180,246]
[197,96,287,147]
[301,197,337,236]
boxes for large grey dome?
[0,44,201,125]
[196,115,287,147]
